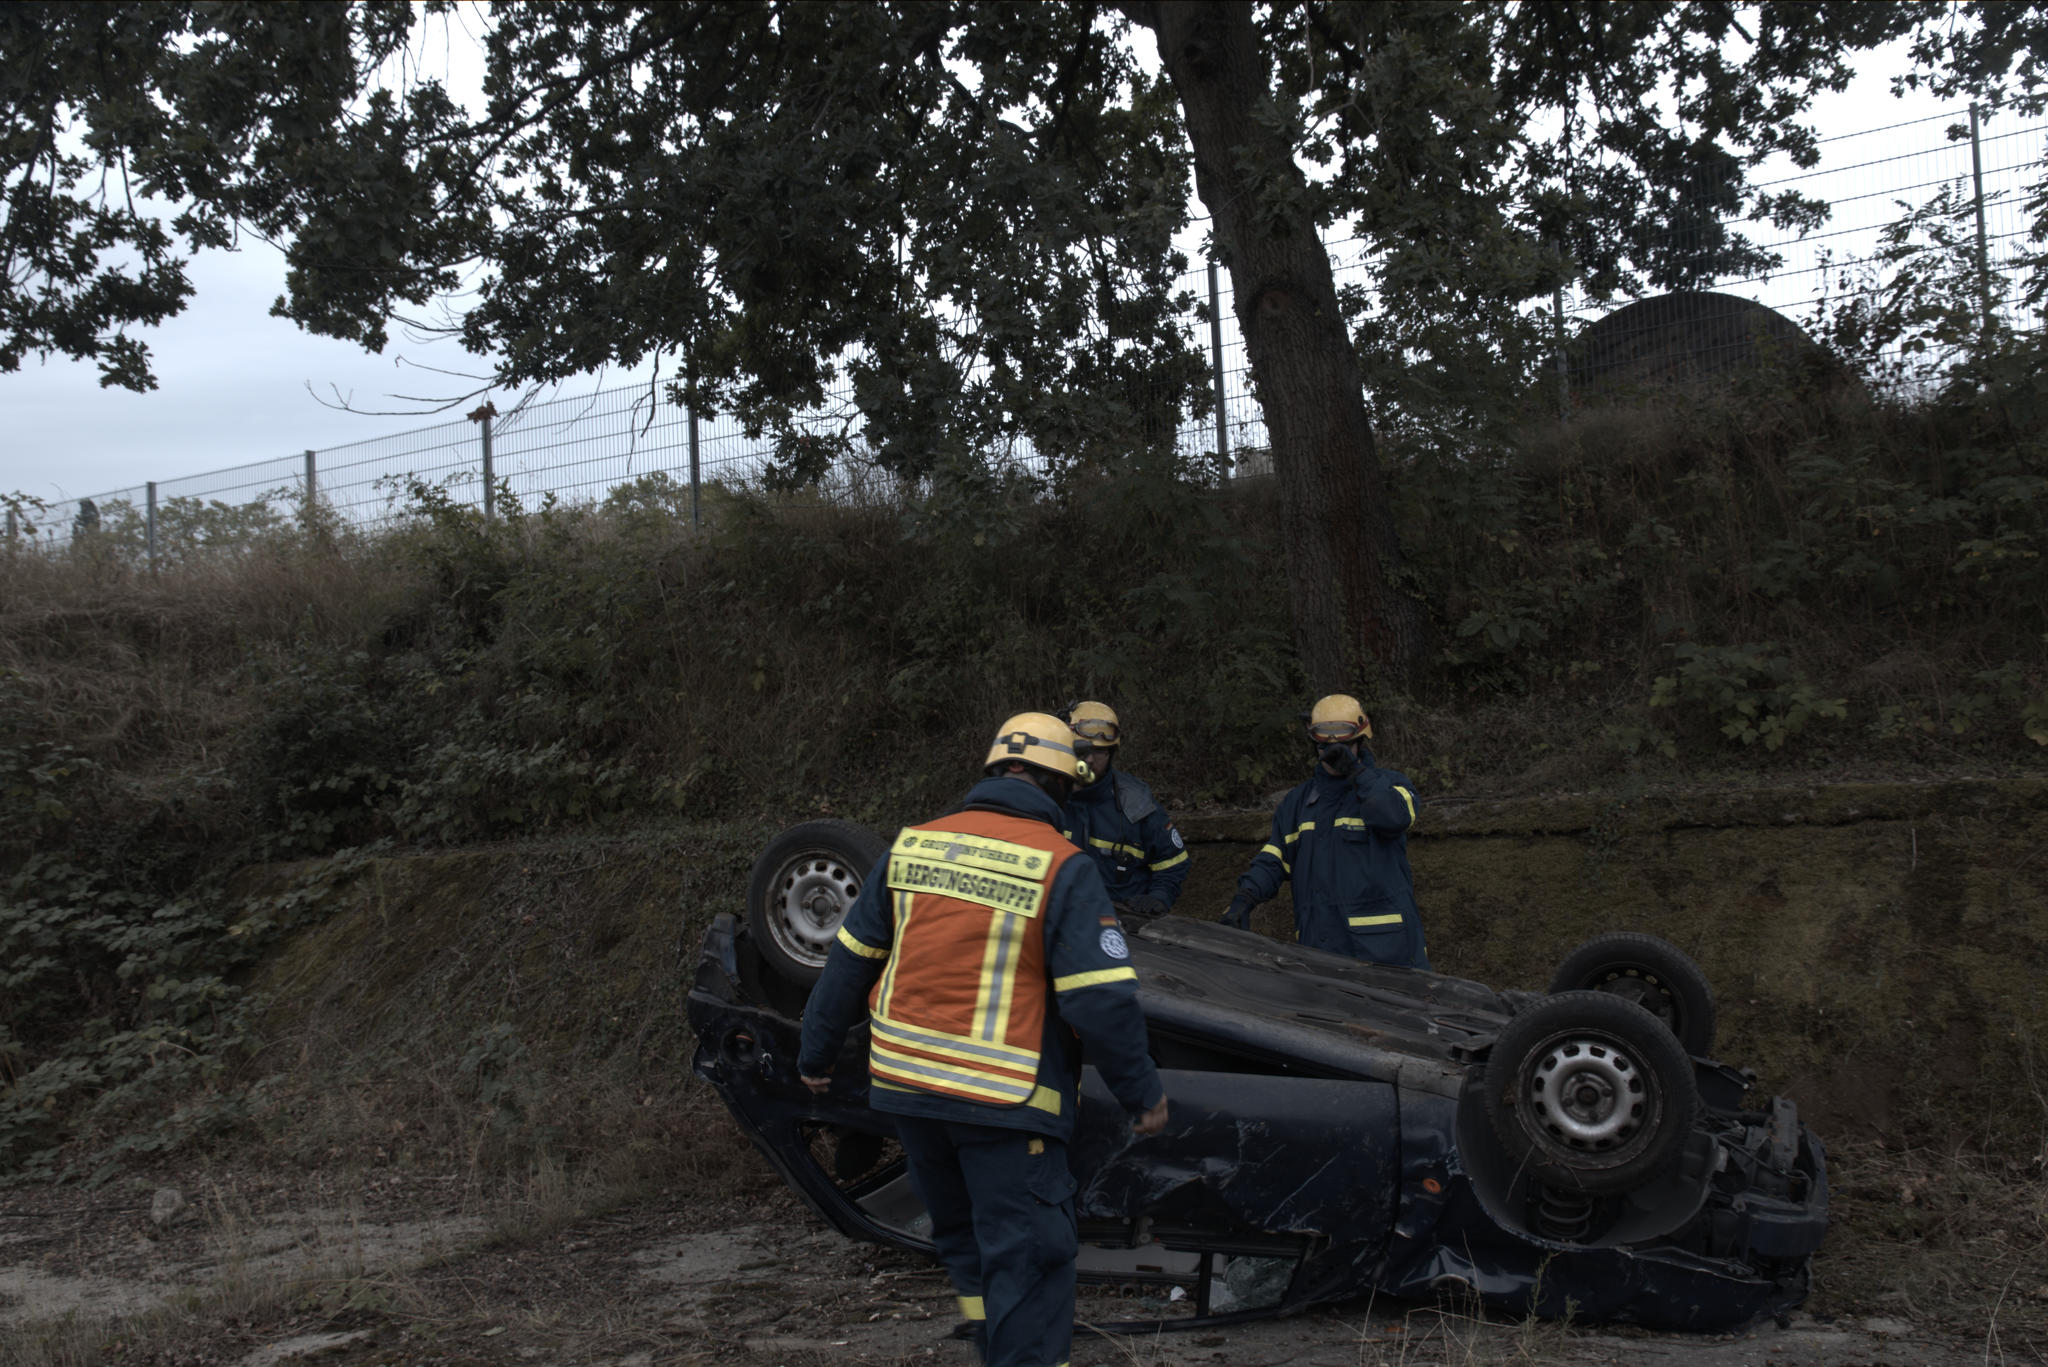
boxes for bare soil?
[3,1144,2036,1367]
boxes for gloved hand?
[1122,894,1168,920]
[1319,742,1358,777]
[1219,895,1254,930]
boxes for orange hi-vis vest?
[867,810,1080,1106]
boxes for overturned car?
[688,821,1826,1332]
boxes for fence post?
[303,449,317,526]
[1552,281,1571,418]
[688,403,701,527]
[1207,258,1230,472]
[481,422,495,523]
[467,401,498,522]
[5,505,16,546]
[1969,102,1993,339]
[146,482,158,569]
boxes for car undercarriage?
[689,864,1826,1333]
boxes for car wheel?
[1483,990,1699,1196]
[1547,931,1717,1056]
[746,820,889,986]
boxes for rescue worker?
[798,712,1169,1367]
[1060,700,1189,920]
[1220,694,1428,969]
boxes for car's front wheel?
[745,820,888,987]
[1482,990,1699,1196]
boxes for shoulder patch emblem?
[1099,928,1130,960]
[1169,826,1184,850]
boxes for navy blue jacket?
[1234,749,1428,968]
[1061,767,1189,909]
[797,777,1165,1141]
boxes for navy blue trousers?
[892,1115,1077,1367]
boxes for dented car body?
[688,911,1826,1331]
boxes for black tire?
[1483,990,1699,1196]
[746,820,889,987]
[1547,931,1717,1056]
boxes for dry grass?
[0,537,403,795]
[1815,1136,2048,1343]
[0,1055,765,1367]
[231,1027,758,1212]
[0,1192,434,1367]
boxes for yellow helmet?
[1067,700,1121,748]
[1307,693,1372,743]
[983,712,1083,780]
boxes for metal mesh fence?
[1735,106,2042,325]
[1550,104,2048,399]
[10,104,2042,554]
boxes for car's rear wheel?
[1483,990,1699,1195]
[1547,931,1716,1056]
[746,820,889,986]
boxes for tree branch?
[1038,24,1103,156]
[458,4,712,179]
[1303,1,1365,75]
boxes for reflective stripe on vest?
[869,813,1076,1105]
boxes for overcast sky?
[0,32,1968,507]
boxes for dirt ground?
[2,1153,2034,1367]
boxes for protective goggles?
[1307,719,1365,744]
[1070,717,1121,746]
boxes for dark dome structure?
[1568,291,1845,397]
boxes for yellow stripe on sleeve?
[836,926,889,959]
[1053,966,1138,992]
[1394,786,1417,823]
[1148,850,1188,871]
[1348,912,1404,927]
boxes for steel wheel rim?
[768,852,863,967]
[1524,1033,1651,1152]
[1594,969,1677,1031]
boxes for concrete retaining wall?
[252,779,2048,1152]
[1176,778,2048,1147]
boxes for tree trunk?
[1130,0,1427,692]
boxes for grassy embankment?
[2,367,2045,1351]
